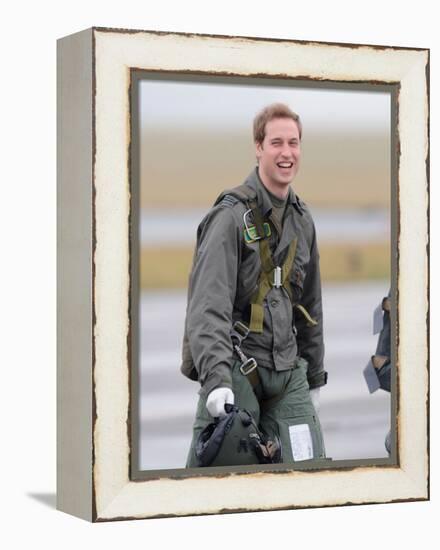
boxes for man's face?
[255,117,301,191]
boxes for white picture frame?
[57,27,429,522]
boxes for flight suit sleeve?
[186,205,241,397]
[375,290,391,358]
[295,221,327,389]
[374,289,391,392]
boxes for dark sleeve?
[186,205,241,397]
[375,289,391,392]
[295,221,327,389]
[375,296,391,358]
[376,361,391,392]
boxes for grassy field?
[140,129,391,209]
[140,241,390,289]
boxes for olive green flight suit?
[183,168,327,466]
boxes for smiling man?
[255,113,301,195]
[182,103,327,467]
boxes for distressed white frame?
[57,27,429,522]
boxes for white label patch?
[289,424,314,461]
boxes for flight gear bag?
[195,404,282,467]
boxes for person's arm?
[295,221,327,389]
[186,204,242,398]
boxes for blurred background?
[137,76,391,470]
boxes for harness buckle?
[243,209,262,243]
[272,266,282,288]
[232,321,249,340]
[239,357,257,376]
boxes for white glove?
[206,388,234,418]
[310,388,321,414]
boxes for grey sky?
[140,79,391,132]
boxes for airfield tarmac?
[138,280,390,471]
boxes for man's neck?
[265,186,287,208]
[257,169,290,200]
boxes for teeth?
[278,163,293,168]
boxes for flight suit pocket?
[278,414,325,462]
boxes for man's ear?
[255,141,263,160]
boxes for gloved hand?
[310,387,321,414]
[206,387,234,418]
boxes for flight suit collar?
[244,167,303,216]
[244,168,302,263]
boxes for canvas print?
[57,27,428,521]
[133,74,394,472]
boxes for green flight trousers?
[186,359,326,467]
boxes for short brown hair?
[253,103,302,144]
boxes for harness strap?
[245,367,260,390]
[295,304,318,327]
[248,198,300,333]
[230,321,295,411]
[218,189,316,330]
[231,322,277,407]
[280,237,296,301]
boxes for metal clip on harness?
[230,321,257,376]
[272,266,282,288]
[230,322,286,409]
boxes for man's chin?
[276,170,295,184]
[276,175,294,186]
